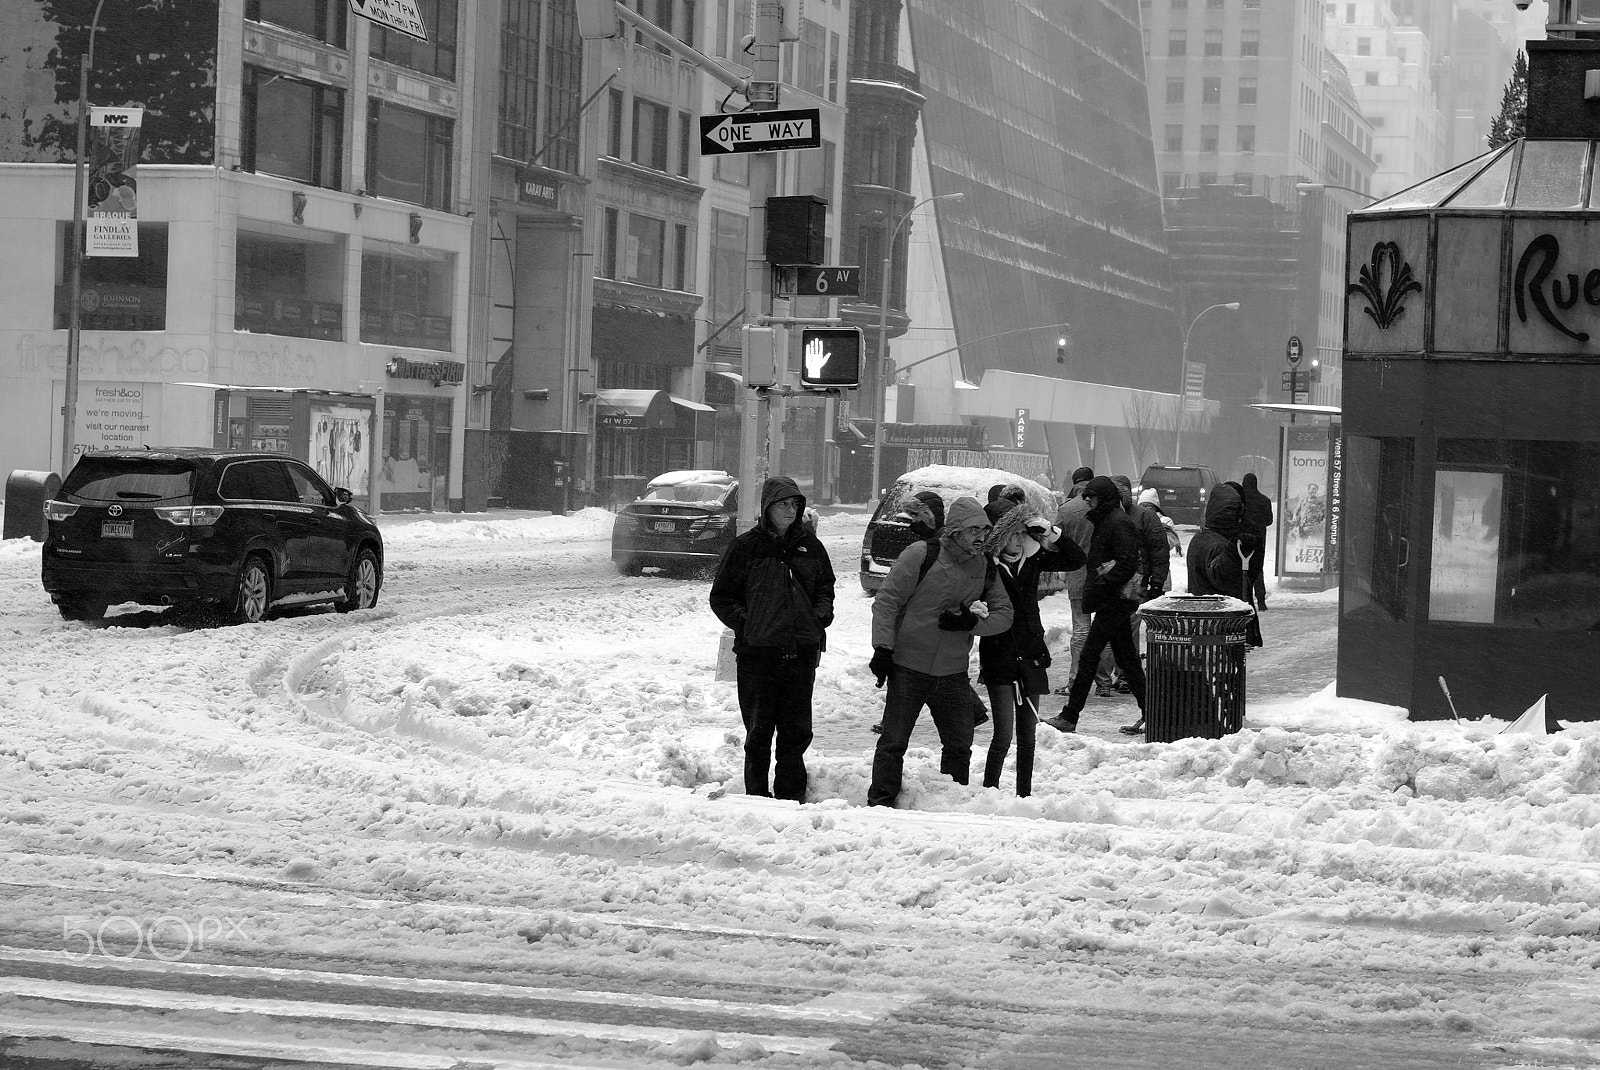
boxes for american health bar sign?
[86,107,142,257]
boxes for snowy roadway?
[1,509,1598,1069]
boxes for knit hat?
[1070,466,1095,486]
[984,495,1021,523]
[912,490,945,532]
[1138,487,1161,507]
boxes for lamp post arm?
[891,320,1078,377]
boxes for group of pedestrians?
[708,468,1270,809]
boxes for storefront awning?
[594,389,711,430]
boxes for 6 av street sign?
[700,109,822,155]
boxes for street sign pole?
[735,1,782,534]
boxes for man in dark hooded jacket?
[1188,480,1248,598]
[710,476,836,801]
[1051,467,1111,698]
[1239,472,1273,610]
[1043,476,1148,733]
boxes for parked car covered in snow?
[859,464,1063,595]
[610,470,739,577]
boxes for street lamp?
[1174,302,1240,464]
[1294,181,1379,203]
[870,191,964,505]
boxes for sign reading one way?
[348,0,428,41]
[699,109,822,155]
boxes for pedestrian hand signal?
[799,328,862,389]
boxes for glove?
[938,606,979,631]
[869,647,895,688]
[1024,516,1053,540]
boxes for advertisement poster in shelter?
[310,401,371,496]
[1280,425,1330,575]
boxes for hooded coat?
[977,506,1086,683]
[1185,480,1247,598]
[1054,476,1095,598]
[1239,473,1274,543]
[710,476,835,656]
[871,496,1014,675]
[1079,475,1143,615]
[1112,475,1171,596]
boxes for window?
[677,110,693,177]
[1345,3,1355,21]
[242,67,343,189]
[799,19,827,98]
[497,0,583,173]
[55,224,168,331]
[608,89,624,158]
[632,98,669,170]
[1240,29,1259,56]
[672,223,689,291]
[1168,31,1186,56]
[286,463,333,506]
[797,139,835,205]
[1166,77,1185,104]
[235,228,345,341]
[601,206,619,279]
[1356,37,1371,56]
[1204,29,1222,56]
[710,209,746,326]
[370,0,457,79]
[1161,171,1181,193]
[1237,125,1255,153]
[246,0,345,46]
[1165,124,1184,152]
[366,100,452,209]
[1171,0,1187,7]
[626,213,666,287]
[1201,124,1218,153]
[1239,77,1257,104]
[714,153,748,186]
[828,31,841,102]
[220,460,295,502]
[1429,440,1600,629]
[1202,77,1221,104]
[359,239,455,350]
[1365,71,1379,85]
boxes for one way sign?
[700,109,822,155]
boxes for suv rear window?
[63,458,195,503]
[1142,467,1210,488]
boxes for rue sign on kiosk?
[700,109,822,155]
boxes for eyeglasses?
[960,525,991,537]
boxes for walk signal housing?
[575,0,620,38]
[766,195,827,265]
[799,327,862,389]
[743,325,778,387]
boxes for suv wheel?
[57,596,107,622]
[614,555,643,576]
[337,548,381,613]
[229,555,273,624]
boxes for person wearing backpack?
[976,499,1085,796]
[867,496,1014,807]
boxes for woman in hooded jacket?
[976,497,1085,796]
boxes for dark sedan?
[611,471,738,577]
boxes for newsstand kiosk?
[1337,40,1600,726]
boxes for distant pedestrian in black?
[1239,472,1274,611]
[709,476,836,801]
[1187,480,1264,648]
[1043,477,1148,733]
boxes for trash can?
[1138,594,1255,742]
[4,469,62,543]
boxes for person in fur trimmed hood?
[976,496,1085,796]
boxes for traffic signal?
[799,327,862,389]
[575,0,620,39]
[743,326,777,387]
[1056,336,1068,364]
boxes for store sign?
[73,382,160,456]
[516,169,560,208]
[883,423,986,450]
[386,356,465,384]
[597,412,645,430]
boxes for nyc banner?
[86,107,143,257]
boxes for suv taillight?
[155,505,225,527]
[43,500,78,521]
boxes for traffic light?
[799,327,862,389]
[743,326,777,387]
[575,0,620,39]
[1056,336,1068,364]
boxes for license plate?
[652,520,677,533]
[101,521,134,539]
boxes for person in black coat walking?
[1187,481,1264,648]
[1239,472,1274,610]
[976,498,1085,796]
[1044,477,1148,733]
[709,476,836,801]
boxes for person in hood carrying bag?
[710,476,836,801]
[867,496,1014,807]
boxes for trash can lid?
[1138,593,1254,618]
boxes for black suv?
[42,449,384,624]
[1138,464,1218,526]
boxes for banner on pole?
[86,107,143,257]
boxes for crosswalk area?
[0,944,920,1069]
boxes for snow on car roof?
[898,464,1055,512]
[645,469,734,487]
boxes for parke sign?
[1343,215,1600,358]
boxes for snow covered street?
[2,509,1599,1069]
